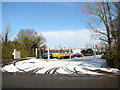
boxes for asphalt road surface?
[2,72,120,88]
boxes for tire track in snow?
[82,68,118,75]
[45,67,59,74]
[13,60,44,73]
[73,67,81,74]
[62,64,75,74]
[73,67,89,76]
[28,67,44,73]
[13,61,29,73]
[52,67,60,74]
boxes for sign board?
[95,45,98,48]
[12,49,20,59]
[45,48,48,51]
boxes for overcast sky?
[2,2,99,49]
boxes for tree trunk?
[117,2,120,69]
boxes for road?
[1,56,120,88]
[2,72,119,88]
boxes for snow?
[57,67,70,74]
[1,55,120,76]
[2,64,19,72]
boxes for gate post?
[36,48,37,58]
[48,48,50,60]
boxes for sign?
[95,45,98,48]
[45,48,48,51]
[12,49,20,59]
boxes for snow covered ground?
[1,55,120,76]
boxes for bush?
[102,54,120,69]
[2,41,14,61]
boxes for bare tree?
[1,24,11,43]
[1,25,14,60]
[84,2,118,51]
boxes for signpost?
[93,45,98,61]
